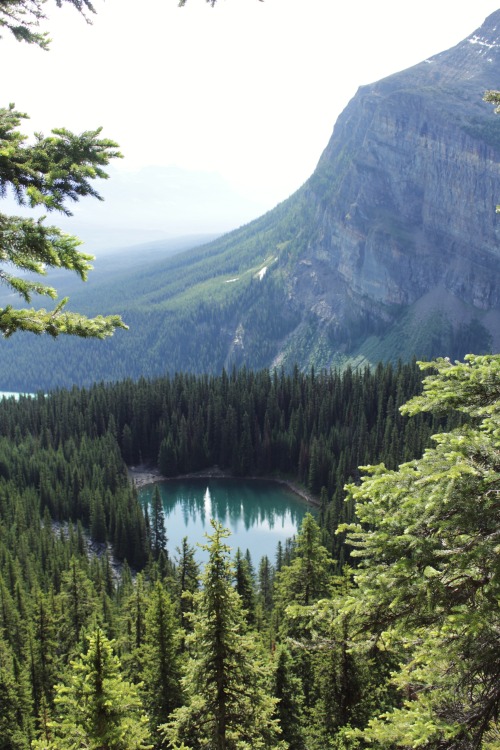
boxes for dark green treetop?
[163,520,285,750]
[32,627,152,750]
[141,581,182,743]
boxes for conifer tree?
[158,437,178,477]
[163,521,285,750]
[256,554,274,631]
[141,581,182,741]
[0,573,22,656]
[32,627,151,750]
[274,513,332,609]
[150,485,167,560]
[272,514,334,716]
[27,591,59,716]
[0,106,126,339]
[275,541,284,573]
[343,355,500,750]
[119,572,147,680]
[58,557,97,653]
[90,493,107,543]
[237,412,253,476]
[175,537,199,636]
[272,645,306,750]
[0,1,96,48]
[0,634,33,750]
[233,547,256,626]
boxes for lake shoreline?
[127,464,320,508]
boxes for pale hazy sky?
[2,0,500,244]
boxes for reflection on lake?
[140,478,312,564]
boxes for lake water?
[139,477,313,565]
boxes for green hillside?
[0,197,313,390]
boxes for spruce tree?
[119,572,147,680]
[343,355,500,750]
[273,514,334,715]
[90,493,107,543]
[0,103,125,338]
[272,645,306,750]
[258,555,274,606]
[27,591,59,716]
[158,437,178,477]
[32,628,151,750]
[141,581,182,741]
[0,0,125,339]
[0,634,33,750]
[58,558,97,653]
[163,521,285,750]
[274,513,332,609]
[233,547,256,626]
[150,485,167,560]
[175,537,199,636]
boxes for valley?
[1,5,500,750]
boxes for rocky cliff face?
[2,11,500,390]
[270,9,500,367]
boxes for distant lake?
[139,478,313,565]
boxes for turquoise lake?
[139,478,313,565]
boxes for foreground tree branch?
[0,0,95,48]
[0,3,127,339]
[0,104,127,337]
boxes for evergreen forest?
[3,356,499,750]
[2,4,500,749]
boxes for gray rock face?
[2,11,500,391]
[275,9,500,366]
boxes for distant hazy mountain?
[2,11,500,391]
[1,164,268,252]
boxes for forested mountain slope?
[3,12,500,390]
[0,356,498,750]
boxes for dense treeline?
[0,419,148,569]
[0,361,456,561]
[0,359,476,750]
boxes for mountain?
[1,164,268,251]
[3,11,500,391]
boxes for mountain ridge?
[2,11,500,390]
